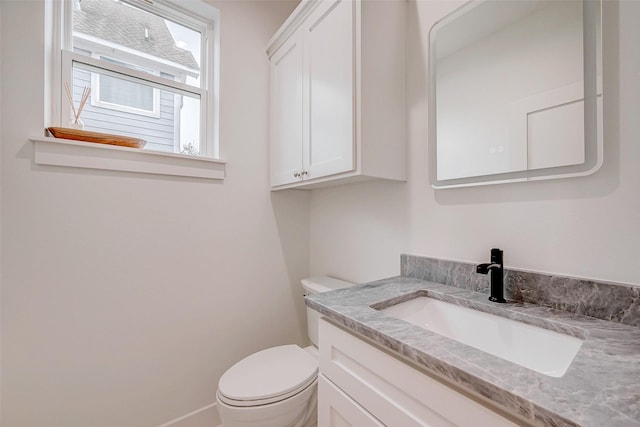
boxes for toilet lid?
[218,345,318,407]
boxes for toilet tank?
[302,276,355,347]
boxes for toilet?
[216,276,355,427]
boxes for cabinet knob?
[293,171,301,178]
[301,170,308,176]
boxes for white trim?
[46,0,64,127]
[156,402,220,427]
[31,136,226,180]
[173,92,182,153]
[67,51,203,97]
[266,0,321,57]
[207,18,220,158]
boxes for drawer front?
[319,319,517,427]
[318,375,385,427]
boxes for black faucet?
[476,248,506,303]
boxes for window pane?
[71,63,201,155]
[99,74,155,112]
[180,96,202,155]
[72,0,202,87]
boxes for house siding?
[72,67,177,152]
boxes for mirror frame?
[428,0,603,189]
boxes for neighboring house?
[72,0,200,153]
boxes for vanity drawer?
[319,319,517,427]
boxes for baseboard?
[157,402,221,427]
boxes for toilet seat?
[217,345,318,407]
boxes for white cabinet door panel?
[270,33,304,186]
[318,375,384,427]
[320,319,519,427]
[303,0,355,179]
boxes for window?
[58,0,220,157]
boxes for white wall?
[310,0,640,287]
[0,0,3,422]
[0,1,304,426]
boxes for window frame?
[55,0,220,159]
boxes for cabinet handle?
[293,171,301,178]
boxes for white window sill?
[30,136,226,180]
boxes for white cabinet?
[267,0,406,189]
[318,319,521,427]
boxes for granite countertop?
[306,276,640,427]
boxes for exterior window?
[60,0,219,157]
[91,56,160,117]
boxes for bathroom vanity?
[307,257,640,427]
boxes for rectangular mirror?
[429,0,602,188]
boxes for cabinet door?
[320,320,519,427]
[318,375,384,427]
[270,32,304,186]
[302,0,355,180]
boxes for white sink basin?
[379,297,583,377]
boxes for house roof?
[74,0,199,71]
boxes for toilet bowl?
[216,276,354,427]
